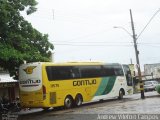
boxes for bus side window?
[102,65,115,77]
[79,65,101,78]
[71,67,81,79]
[113,65,124,76]
[46,66,53,80]
[46,66,73,80]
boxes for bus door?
[123,65,133,95]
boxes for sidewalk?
[18,108,43,115]
[124,91,159,100]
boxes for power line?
[137,8,160,40]
[50,28,113,43]
[138,42,160,45]
[52,40,160,45]
[53,41,133,44]
[138,44,160,47]
[54,43,133,47]
[53,43,160,47]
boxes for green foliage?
[156,84,160,94]
[0,0,54,79]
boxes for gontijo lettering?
[73,79,96,86]
[20,79,41,84]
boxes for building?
[0,73,19,102]
[144,63,160,79]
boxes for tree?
[0,0,54,79]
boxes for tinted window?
[102,64,123,76]
[102,65,115,76]
[113,65,124,76]
[153,81,158,84]
[144,82,151,85]
[46,64,125,81]
[46,65,102,80]
[78,65,101,78]
[46,66,80,81]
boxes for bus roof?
[21,62,122,66]
[43,61,103,66]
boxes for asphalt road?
[4,91,160,120]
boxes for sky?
[23,0,160,71]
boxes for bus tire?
[64,95,73,109]
[74,94,83,107]
[118,89,124,100]
[99,99,104,103]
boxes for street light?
[113,26,132,38]
[114,9,160,99]
[114,21,145,99]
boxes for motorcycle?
[0,97,21,113]
[0,101,9,114]
[9,99,21,112]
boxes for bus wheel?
[64,96,73,109]
[118,89,124,100]
[75,94,83,107]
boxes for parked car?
[144,80,159,92]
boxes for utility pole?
[130,58,133,64]
[130,9,145,99]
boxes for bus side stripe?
[94,77,109,96]
[102,76,116,95]
[95,76,116,96]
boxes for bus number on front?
[51,84,59,88]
